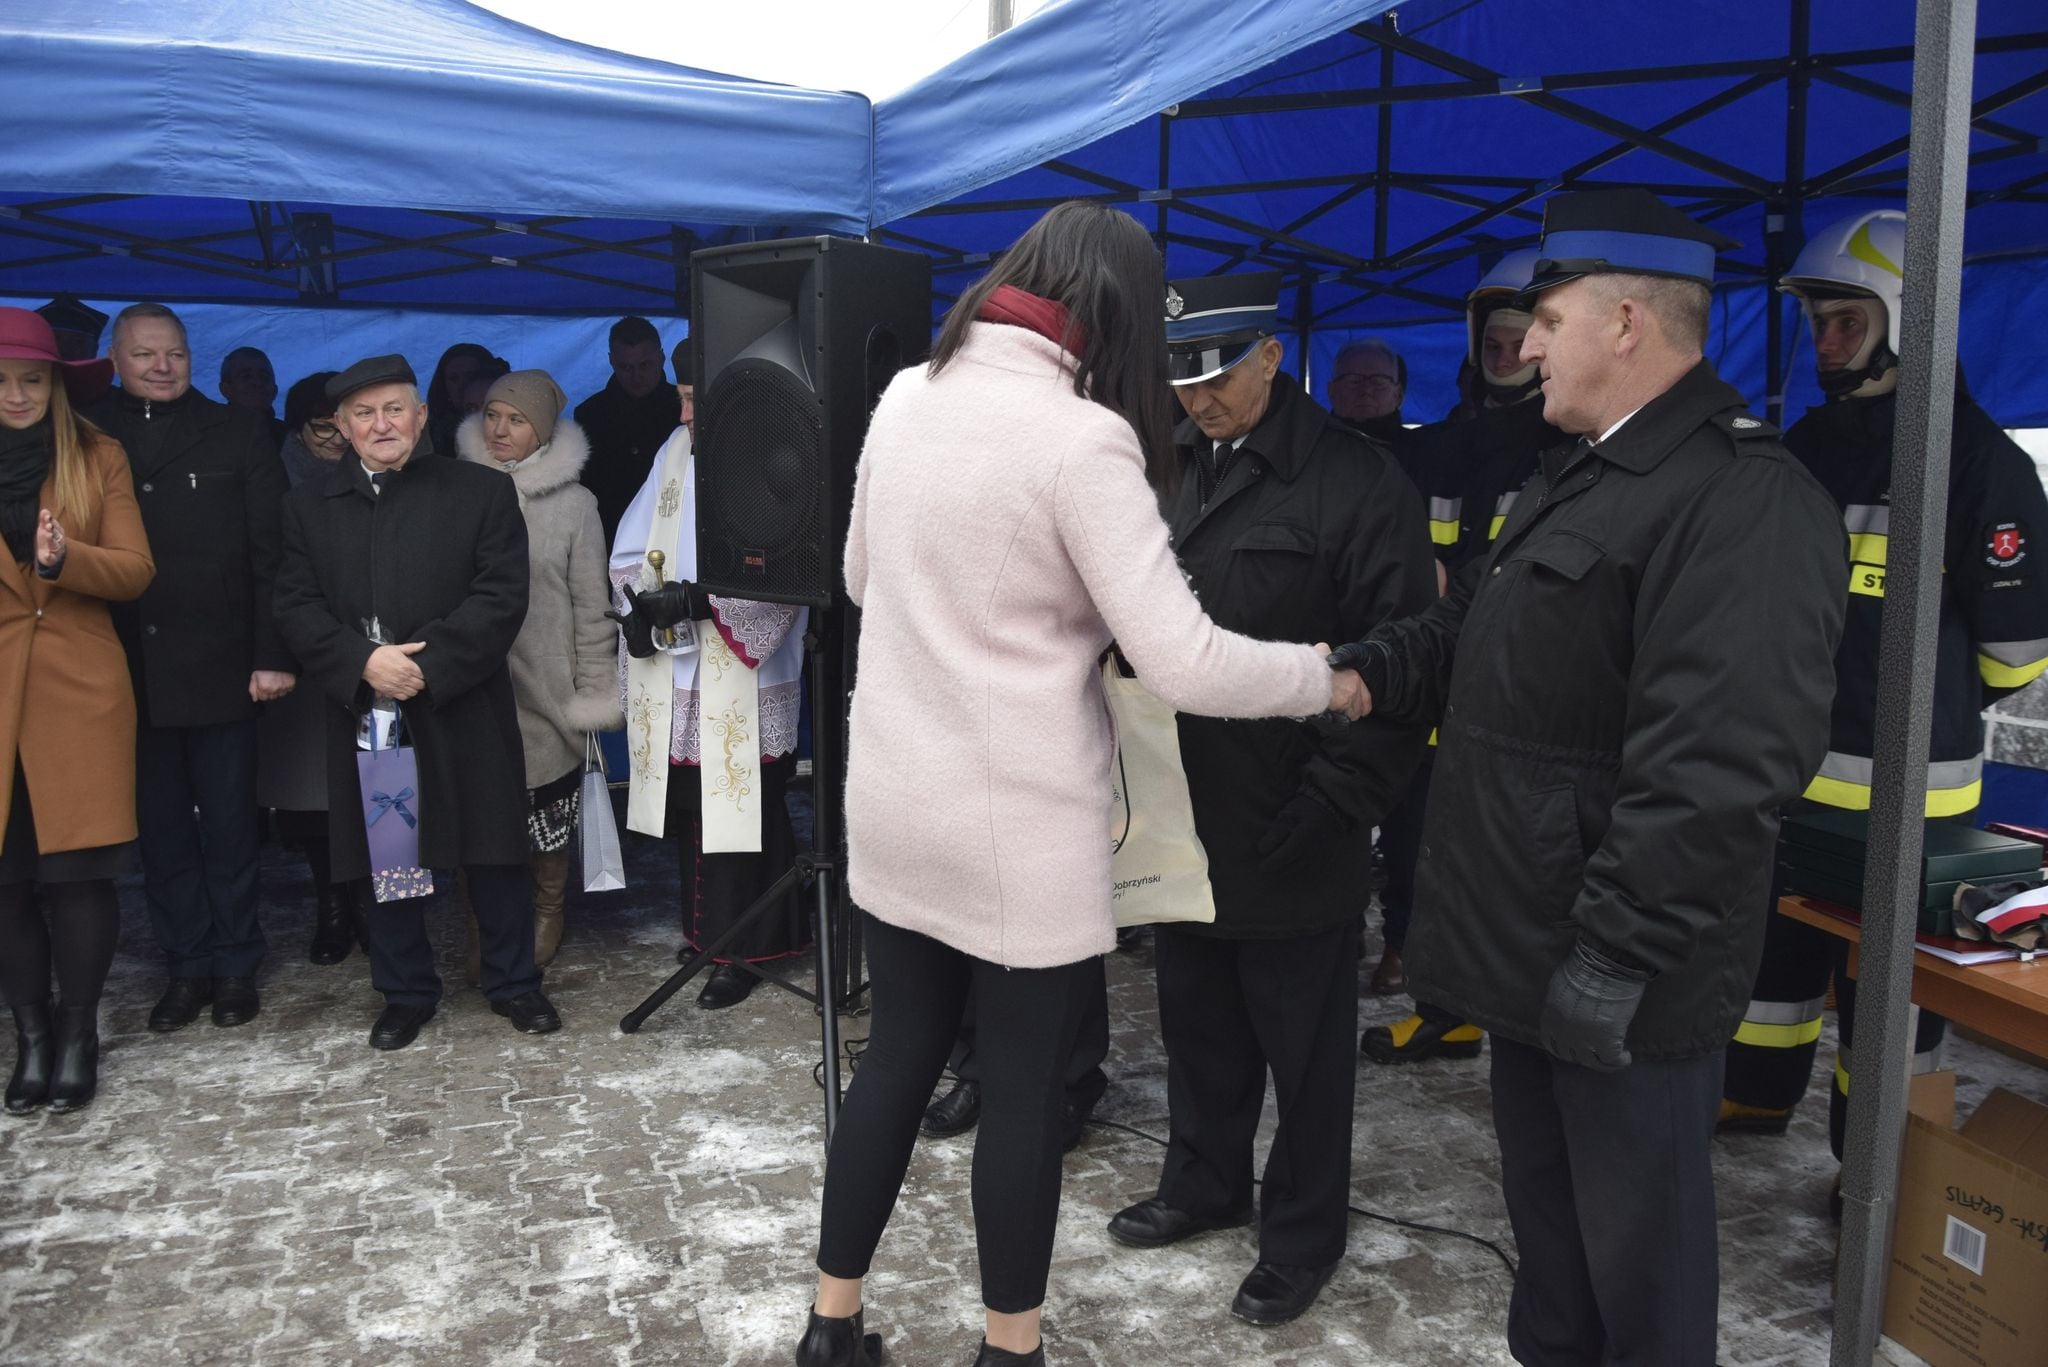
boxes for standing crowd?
[4,186,2044,1367]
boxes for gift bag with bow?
[357,710,433,903]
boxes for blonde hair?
[44,375,102,527]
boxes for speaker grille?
[696,357,825,599]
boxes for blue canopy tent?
[873,0,2048,426]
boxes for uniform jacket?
[87,388,289,727]
[1438,395,1560,571]
[575,379,681,548]
[1358,360,1848,1059]
[274,453,531,881]
[1167,372,1437,939]
[455,414,623,787]
[843,323,1332,969]
[1786,382,2048,816]
[0,432,156,855]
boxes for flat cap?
[1523,189,1740,298]
[327,354,418,405]
[1165,270,1282,386]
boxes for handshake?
[607,580,707,659]
[1317,641,1374,721]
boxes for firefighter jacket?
[1786,383,2048,817]
[1350,360,1848,1059]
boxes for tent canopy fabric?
[874,0,2048,424]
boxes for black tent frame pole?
[1830,0,1977,1358]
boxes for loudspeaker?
[691,236,932,608]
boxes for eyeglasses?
[306,420,341,441]
[1329,373,1400,395]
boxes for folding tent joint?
[490,256,519,268]
[1139,188,1173,203]
[101,244,130,258]
[1497,76,1541,94]
[493,220,529,236]
[0,206,19,221]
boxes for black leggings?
[0,879,121,1011]
[816,914,1099,1314]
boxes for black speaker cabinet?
[691,236,932,608]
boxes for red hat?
[0,306,114,405]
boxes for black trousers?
[1376,753,1433,955]
[361,863,539,1008]
[1491,1036,1722,1367]
[136,719,263,979]
[949,959,1109,1114]
[666,753,809,963]
[816,914,1099,1313]
[1153,917,1359,1268]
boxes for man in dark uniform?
[90,304,292,1033]
[576,316,681,548]
[35,297,107,363]
[1365,248,1561,1060]
[1333,190,1846,1364]
[1720,209,2048,1165]
[1105,272,1435,1327]
[274,356,560,1051]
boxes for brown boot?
[532,850,571,968]
[457,870,481,987]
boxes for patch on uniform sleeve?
[1985,521,2028,571]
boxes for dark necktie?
[1203,440,1239,506]
[369,471,386,496]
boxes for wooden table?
[1779,895,2048,1061]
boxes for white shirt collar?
[1597,406,1644,446]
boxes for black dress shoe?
[46,1005,99,1114]
[491,990,563,1035]
[309,884,353,965]
[697,963,758,1010]
[212,977,260,1027]
[793,1305,883,1366]
[1107,1197,1254,1249]
[6,1003,54,1115]
[973,1341,1045,1365]
[1230,1259,1338,1327]
[369,1003,436,1051]
[148,978,213,1033]
[921,1079,981,1138]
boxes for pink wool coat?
[843,322,1332,968]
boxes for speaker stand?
[618,613,864,1145]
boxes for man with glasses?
[1326,338,1408,445]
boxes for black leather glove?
[605,581,706,659]
[1539,937,1653,1072]
[1325,636,1389,699]
[1256,787,1348,873]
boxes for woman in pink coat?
[795,203,1366,1367]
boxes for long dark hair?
[929,202,1177,490]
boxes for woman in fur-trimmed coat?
[456,371,622,968]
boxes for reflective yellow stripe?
[1733,1018,1825,1049]
[1848,563,1887,598]
[1980,651,2048,689]
[1847,532,1888,567]
[1430,520,1461,547]
[1488,514,1507,540]
[1803,773,1981,817]
[1427,727,1438,749]
[1834,1052,1850,1096]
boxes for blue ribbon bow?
[368,787,418,829]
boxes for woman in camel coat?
[0,307,155,1116]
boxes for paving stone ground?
[0,794,2042,1366]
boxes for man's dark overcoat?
[1165,371,1436,939]
[88,388,290,726]
[273,454,530,882]
[1359,361,1849,1059]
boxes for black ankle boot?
[5,1002,54,1115]
[310,883,352,965]
[794,1305,882,1366]
[46,1005,98,1114]
[973,1341,1045,1366]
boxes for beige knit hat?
[484,369,569,447]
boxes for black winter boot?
[46,1004,98,1113]
[5,1002,54,1114]
[794,1305,883,1366]
[310,882,353,965]
[972,1341,1045,1366]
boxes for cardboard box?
[1882,1077,2048,1367]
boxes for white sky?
[477,0,1060,97]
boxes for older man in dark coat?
[274,355,560,1050]
[1105,272,1436,1329]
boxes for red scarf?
[977,284,1085,354]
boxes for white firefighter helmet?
[1468,248,1541,389]
[1779,209,1906,356]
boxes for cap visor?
[1167,337,1260,386]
